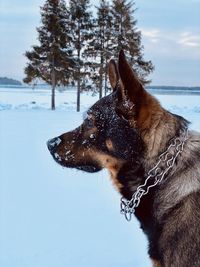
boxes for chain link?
[120,128,189,221]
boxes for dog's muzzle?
[47,137,62,153]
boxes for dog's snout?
[47,137,62,152]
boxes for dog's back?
[151,130,200,266]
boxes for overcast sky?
[0,0,200,86]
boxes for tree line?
[24,0,154,111]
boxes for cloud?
[141,28,200,57]
[140,27,200,86]
[178,32,200,48]
[140,28,160,43]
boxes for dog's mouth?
[50,152,102,173]
[76,165,102,173]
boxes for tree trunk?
[77,69,80,112]
[104,72,108,96]
[99,41,104,99]
[77,22,81,112]
[99,66,103,99]
[51,84,55,110]
[51,64,56,110]
[104,57,108,96]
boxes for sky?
[0,0,200,86]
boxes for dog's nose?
[47,137,61,152]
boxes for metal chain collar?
[120,128,189,221]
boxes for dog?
[47,50,200,267]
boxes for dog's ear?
[118,49,145,102]
[108,59,119,91]
[117,50,163,131]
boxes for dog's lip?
[76,165,102,173]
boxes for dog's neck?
[117,115,189,226]
[117,159,156,228]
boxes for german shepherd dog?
[47,50,200,267]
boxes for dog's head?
[47,50,163,187]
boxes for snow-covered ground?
[0,88,200,267]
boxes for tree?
[86,0,113,98]
[68,0,93,111]
[24,0,74,110]
[110,0,154,83]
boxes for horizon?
[0,0,200,86]
[1,78,200,89]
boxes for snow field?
[0,88,199,267]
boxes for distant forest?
[0,77,22,85]
[147,86,200,91]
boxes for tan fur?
[108,60,119,89]
[105,138,115,152]
[137,92,165,159]
[90,151,124,191]
[151,259,162,267]
[137,91,163,131]
[134,91,180,161]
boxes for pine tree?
[68,0,93,111]
[111,0,154,83]
[23,0,74,110]
[86,0,113,98]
